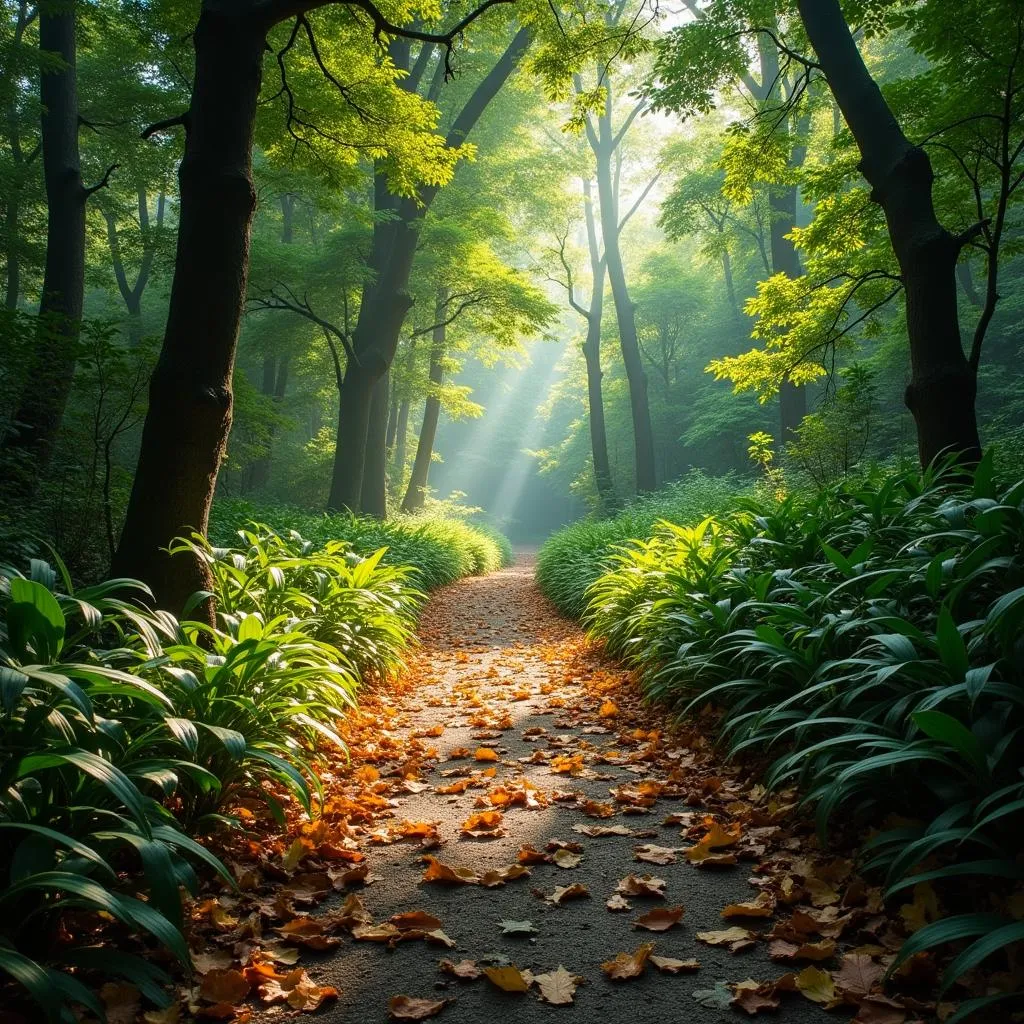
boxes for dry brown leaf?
[649,955,700,974]
[439,959,482,980]
[769,938,836,963]
[552,848,582,869]
[388,996,448,1021]
[606,893,632,912]
[275,917,342,951]
[199,969,251,1004]
[461,810,503,834]
[634,905,685,932]
[835,953,884,1000]
[421,856,478,885]
[730,979,782,1016]
[600,942,654,981]
[518,844,551,864]
[851,995,907,1024]
[390,911,444,932]
[574,823,633,836]
[545,882,590,905]
[722,892,776,919]
[534,966,583,1005]
[634,844,678,865]
[696,927,757,952]
[100,982,141,1024]
[615,874,666,898]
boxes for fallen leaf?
[500,920,538,935]
[696,927,757,953]
[388,996,448,1020]
[599,700,618,718]
[852,995,907,1024]
[634,906,685,932]
[552,848,582,869]
[461,811,503,835]
[545,883,590,905]
[835,953,884,1000]
[100,982,141,1024]
[601,942,654,981]
[692,982,735,1010]
[391,911,444,932]
[421,856,479,885]
[606,893,632,912]
[649,955,700,974]
[474,747,499,762]
[794,965,836,1005]
[722,892,776,918]
[615,874,666,898]
[483,966,531,992]
[769,938,836,962]
[439,959,482,980]
[574,823,633,836]
[730,979,781,1015]
[534,966,583,1005]
[199,969,251,1004]
[258,967,338,1011]
[634,844,678,865]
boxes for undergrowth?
[0,525,424,1021]
[209,499,512,591]
[567,457,1024,1020]
[536,470,742,618]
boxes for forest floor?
[177,557,929,1024]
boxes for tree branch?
[141,113,189,140]
[617,171,661,235]
[83,163,118,198]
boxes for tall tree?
[575,61,659,493]
[113,1,515,615]
[3,2,98,493]
[794,0,981,466]
[331,27,532,517]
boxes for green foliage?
[536,470,743,618]
[208,499,511,591]
[582,459,1024,1000]
[0,522,430,1020]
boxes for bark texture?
[113,11,265,616]
[3,7,86,492]
[796,0,980,466]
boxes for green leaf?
[941,920,1024,994]
[887,914,1004,977]
[0,947,65,1023]
[7,577,66,662]
[934,607,968,680]
[17,750,153,836]
[911,710,988,775]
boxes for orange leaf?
[634,906,685,932]
[483,966,530,992]
[600,942,654,981]
[474,747,499,762]
[388,996,448,1021]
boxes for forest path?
[236,560,839,1023]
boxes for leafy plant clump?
[0,526,427,1021]
[581,458,1024,1017]
[209,499,512,591]
[536,470,742,618]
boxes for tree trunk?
[3,0,36,312]
[722,246,739,318]
[768,184,807,440]
[796,0,980,467]
[385,375,400,452]
[401,304,446,513]
[3,6,85,493]
[113,11,265,617]
[581,179,614,503]
[594,91,656,493]
[361,370,390,518]
[328,29,531,512]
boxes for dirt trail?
[259,560,832,1023]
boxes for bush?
[208,499,512,591]
[581,458,1024,1016]
[536,470,742,618]
[0,526,427,1021]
